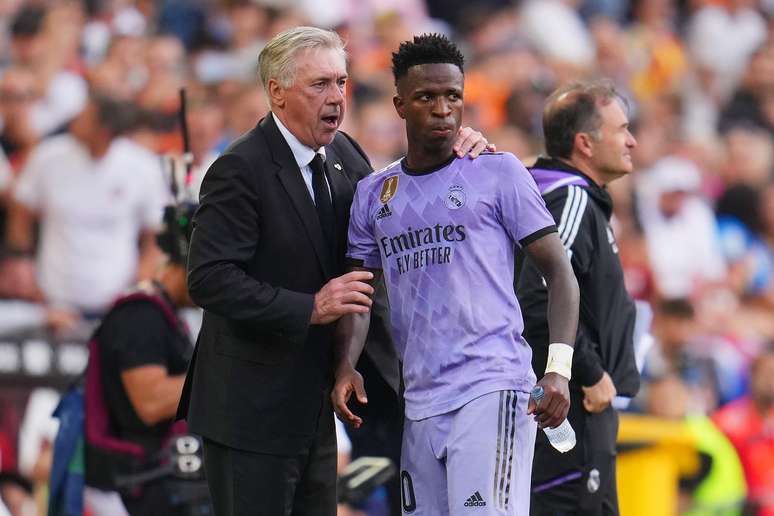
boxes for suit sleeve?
[187,153,314,344]
[546,189,604,386]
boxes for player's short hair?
[258,26,346,98]
[391,33,464,85]
[542,79,628,160]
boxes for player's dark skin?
[331,62,579,430]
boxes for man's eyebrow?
[311,73,349,82]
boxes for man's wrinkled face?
[277,47,347,150]
[589,99,636,180]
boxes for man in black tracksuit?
[516,79,640,516]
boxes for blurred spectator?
[221,83,268,144]
[647,375,747,516]
[719,37,774,134]
[719,125,774,188]
[714,345,774,516]
[8,5,87,139]
[3,94,168,315]
[352,95,405,170]
[716,184,774,300]
[687,0,767,99]
[636,156,726,299]
[640,299,719,414]
[192,1,268,85]
[627,0,687,102]
[519,0,595,71]
[0,67,41,173]
[186,92,225,200]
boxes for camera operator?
[92,204,198,515]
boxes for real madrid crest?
[380,176,399,204]
[445,184,466,209]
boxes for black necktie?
[309,154,335,253]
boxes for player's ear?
[393,94,406,119]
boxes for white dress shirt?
[272,113,331,204]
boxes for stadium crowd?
[0,0,772,514]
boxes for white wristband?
[545,343,573,381]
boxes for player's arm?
[331,264,381,428]
[522,231,579,428]
[544,193,613,412]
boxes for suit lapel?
[260,116,333,278]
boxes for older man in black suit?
[177,26,490,516]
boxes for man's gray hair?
[258,26,346,96]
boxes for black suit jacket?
[177,115,396,454]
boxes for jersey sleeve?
[346,180,382,269]
[497,153,557,247]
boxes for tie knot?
[309,154,326,175]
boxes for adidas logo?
[463,491,486,507]
[375,203,393,220]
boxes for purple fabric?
[348,153,555,420]
[529,168,588,195]
[531,471,583,493]
[401,390,536,515]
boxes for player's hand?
[582,371,616,413]
[528,372,570,429]
[331,364,367,428]
[453,127,495,159]
[311,271,374,325]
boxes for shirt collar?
[272,112,326,168]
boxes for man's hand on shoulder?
[582,371,616,413]
[528,372,570,429]
[310,270,374,325]
[331,363,367,428]
[453,127,496,158]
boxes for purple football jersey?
[347,153,556,420]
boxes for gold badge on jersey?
[380,176,399,204]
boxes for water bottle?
[530,386,576,453]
